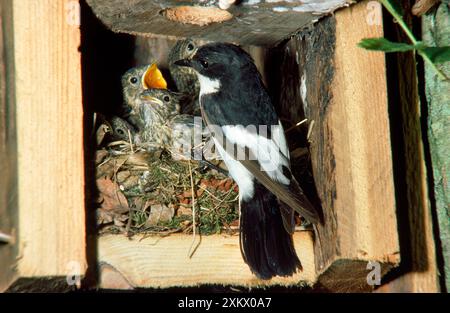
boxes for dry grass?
[95,139,239,237]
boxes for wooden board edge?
[316,257,399,292]
[98,232,316,289]
[13,0,87,277]
[325,0,399,265]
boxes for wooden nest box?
[6,0,441,292]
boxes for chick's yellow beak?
[143,63,167,90]
[140,95,163,106]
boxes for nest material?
[95,137,239,237]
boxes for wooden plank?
[320,0,399,290]
[0,0,19,292]
[86,0,352,47]
[374,0,441,293]
[12,0,86,278]
[98,232,315,289]
[134,37,266,82]
[329,0,398,267]
[273,1,399,292]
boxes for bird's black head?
[174,43,256,81]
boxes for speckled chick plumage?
[168,39,201,115]
[121,65,150,113]
[136,88,199,156]
[121,65,152,129]
[107,115,137,142]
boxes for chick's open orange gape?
[143,63,168,90]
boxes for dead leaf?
[133,197,144,211]
[224,179,233,191]
[177,206,192,217]
[116,171,139,191]
[96,177,130,214]
[96,207,128,227]
[117,170,131,183]
[123,150,163,168]
[113,215,128,227]
[182,190,193,198]
[145,204,174,226]
[229,219,239,228]
[133,197,157,212]
[196,189,204,197]
[217,178,229,191]
[96,158,115,179]
[96,150,109,165]
[97,208,114,225]
[180,198,190,205]
[112,156,129,176]
[97,123,111,146]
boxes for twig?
[127,129,134,154]
[379,0,447,80]
[210,187,238,213]
[187,160,201,258]
[92,112,98,138]
[285,118,308,133]
[125,208,134,237]
[197,184,223,202]
[307,120,315,142]
[140,228,181,241]
[107,140,130,148]
[0,231,13,244]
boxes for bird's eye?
[200,60,209,69]
[187,43,194,51]
[116,128,125,135]
[129,77,138,84]
[163,95,170,102]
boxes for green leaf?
[420,46,450,63]
[358,38,416,52]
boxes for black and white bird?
[175,43,320,279]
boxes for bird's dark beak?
[174,58,192,67]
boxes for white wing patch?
[221,124,290,185]
[272,120,290,160]
[212,137,255,201]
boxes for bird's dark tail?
[239,181,302,280]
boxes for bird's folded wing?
[279,201,296,234]
[240,157,319,224]
[201,108,319,224]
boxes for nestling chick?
[168,39,201,115]
[135,88,196,153]
[121,64,167,129]
[106,115,137,142]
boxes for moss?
[97,146,239,236]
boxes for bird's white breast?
[197,73,220,97]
